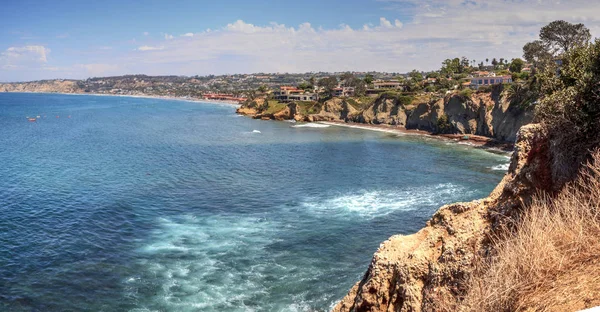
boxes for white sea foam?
[252,130,261,133]
[301,183,473,218]
[128,214,353,311]
[490,163,510,171]
[291,123,330,128]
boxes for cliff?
[237,88,533,143]
[332,123,584,311]
[0,80,82,94]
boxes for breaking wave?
[301,183,474,218]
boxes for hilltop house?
[470,75,512,89]
[373,80,403,90]
[332,87,355,97]
[274,86,317,102]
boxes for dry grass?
[465,150,600,312]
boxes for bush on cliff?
[534,39,600,185]
[466,150,600,311]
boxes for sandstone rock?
[333,124,553,312]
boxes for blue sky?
[1,0,600,81]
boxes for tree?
[523,40,552,65]
[347,77,366,96]
[340,72,355,86]
[486,58,489,65]
[492,58,498,68]
[364,74,374,85]
[297,82,313,91]
[409,70,423,82]
[460,57,470,71]
[318,76,338,98]
[539,20,591,54]
[509,58,525,73]
[257,85,268,93]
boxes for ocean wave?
[291,123,330,128]
[252,130,261,133]
[490,163,510,171]
[301,183,473,218]
[129,214,355,311]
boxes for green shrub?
[460,88,473,98]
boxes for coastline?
[0,91,242,107]
[318,121,514,154]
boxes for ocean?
[0,93,508,311]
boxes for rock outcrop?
[333,124,553,311]
[236,88,533,143]
[0,80,82,94]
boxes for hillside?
[237,86,532,143]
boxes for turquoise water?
[0,93,508,311]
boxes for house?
[470,75,512,89]
[274,86,317,102]
[373,80,403,90]
[333,87,355,97]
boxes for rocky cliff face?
[333,124,553,311]
[237,89,533,143]
[0,80,82,94]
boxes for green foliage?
[346,77,366,96]
[536,39,600,134]
[440,57,471,76]
[364,74,374,85]
[408,70,423,82]
[262,101,287,114]
[505,83,538,109]
[509,58,525,73]
[296,101,320,114]
[460,88,473,98]
[539,20,592,54]
[379,91,414,107]
[318,76,338,98]
[297,82,313,91]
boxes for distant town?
[0,56,532,105]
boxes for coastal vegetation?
[333,20,600,312]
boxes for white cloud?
[379,17,393,28]
[1,45,50,63]
[4,0,600,81]
[137,45,164,51]
[143,32,149,36]
[181,33,194,37]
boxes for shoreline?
[318,121,514,154]
[0,91,242,107]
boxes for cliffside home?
[333,87,355,97]
[275,86,317,102]
[470,75,512,88]
[373,80,403,90]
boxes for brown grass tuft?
[465,149,600,312]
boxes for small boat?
[28,118,36,122]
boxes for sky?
[1,0,600,82]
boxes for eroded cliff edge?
[332,123,558,311]
[238,88,532,143]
